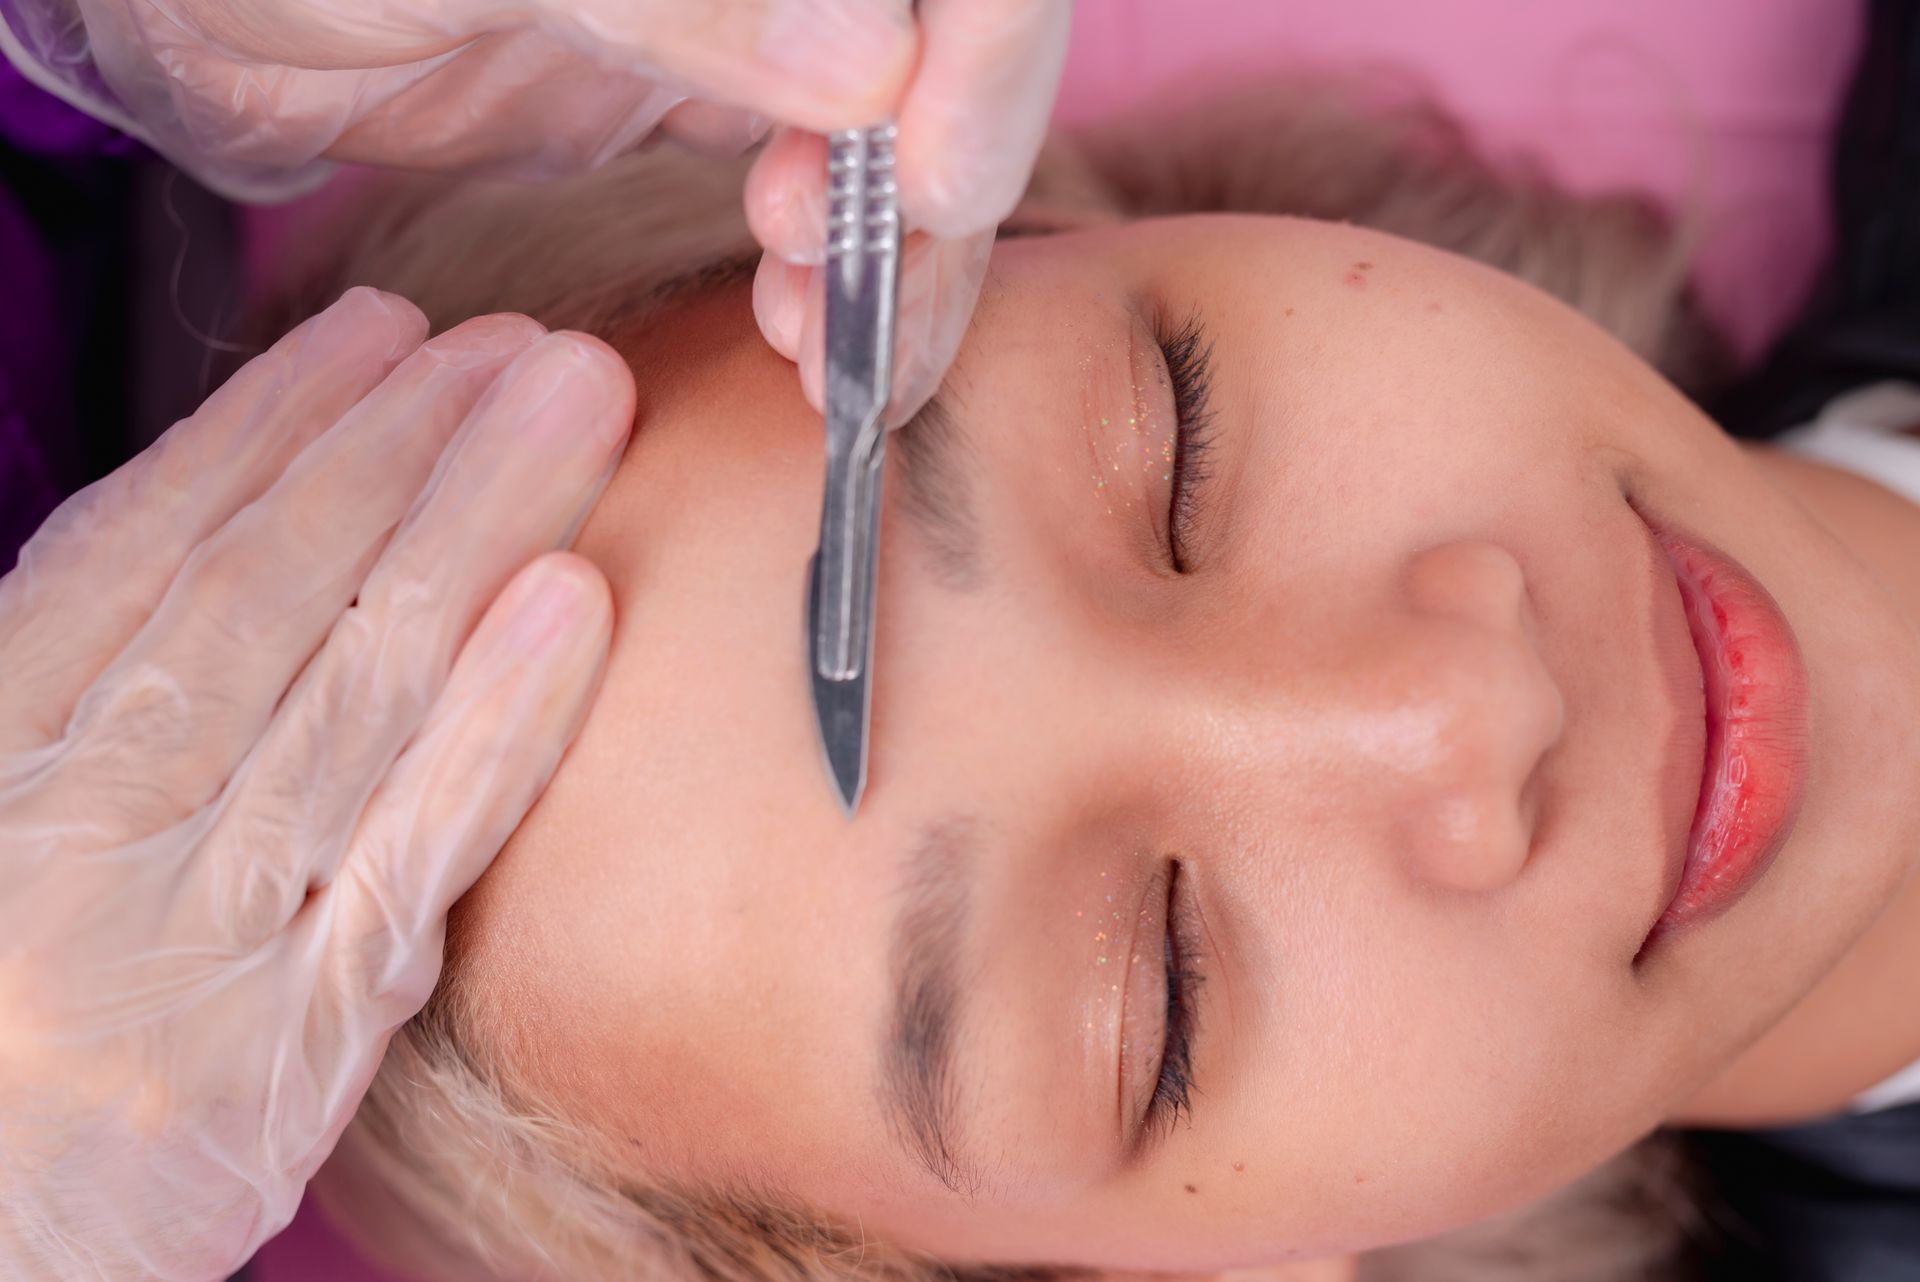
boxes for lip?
[1638,514,1810,949]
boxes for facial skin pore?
[448,216,1920,1269]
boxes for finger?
[0,288,424,754]
[795,262,829,414]
[886,228,992,423]
[166,0,915,135]
[744,127,828,266]
[892,0,1069,239]
[41,315,546,841]
[659,100,772,157]
[547,0,916,136]
[325,32,686,175]
[753,250,810,360]
[189,334,632,949]
[790,228,990,425]
[322,552,612,1036]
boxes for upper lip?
[1634,502,1711,946]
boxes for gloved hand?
[0,288,632,1282]
[746,0,1070,424]
[0,0,925,198]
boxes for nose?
[1329,541,1566,893]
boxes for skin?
[448,215,1920,1271]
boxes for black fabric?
[1687,1101,1920,1282]
[1714,0,1920,438]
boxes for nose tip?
[1388,542,1566,892]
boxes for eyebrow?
[892,376,984,593]
[881,816,981,1197]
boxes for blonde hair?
[292,76,1722,1282]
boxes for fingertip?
[796,268,827,414]
[332,285,430,357]
[497,551,615,664]
[744,130,829,266]
[521,332,639,448]
[425,313,548,365]
[753,252,808,359]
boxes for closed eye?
[1144,859,1204,1142]
[1155,313,1218,573]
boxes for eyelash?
[1146,860,1205,1138]
[1155,314,1218,573]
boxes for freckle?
[1184,1184,1199,1194]
[1284,307,1295,317]
[1355,260,1373,271]
[1232,1161,1245,1172]
[1354,1174,1368,1184]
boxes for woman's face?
[453,215,1920,1266]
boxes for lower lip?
[1646,524,1810,944]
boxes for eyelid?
[1116,861,1174,1153]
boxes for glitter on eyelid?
[1096,955,1108,965]
[1094,931,1108,941]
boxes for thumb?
[544,0,918,134]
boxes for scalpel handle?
[813,122,900,681]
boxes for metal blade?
[807,119,900,815]
[806,458,881,815]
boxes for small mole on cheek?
[1232,1161,1245,1173]
[1283,307,1295,317]
[1184,1183,1199,1194]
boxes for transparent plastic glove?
[0,0,919,200]
[747,0,1070,425]
[0,287,634,1282]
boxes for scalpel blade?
[807,120,900,816]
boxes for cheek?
[1235,885,1666,1251]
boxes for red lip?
[1641,518,1810,947]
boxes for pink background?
[253,2,1862,1278]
